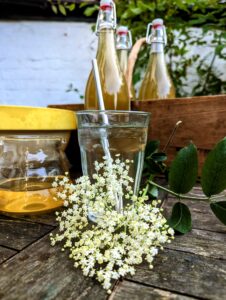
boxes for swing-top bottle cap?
[146,18,167,46]
[117,26,129,35]
[100,0,113,11]
[152,18,164,28]
[116,26,132,50]
[96,0,117,34]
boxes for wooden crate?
[48,103,84,111]
[49,94,226,172]
[132,94,226,172]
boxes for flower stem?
[142,183,149,197]
[147,180,217,203]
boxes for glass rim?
[76,110,150,116]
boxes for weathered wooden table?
[0,186,226,300]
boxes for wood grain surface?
[0,231,106,300]
[0,183,226,299]
[0,246,17,264]
[125,249,226,299]
[0,215,53,250]
[112,280,195,300]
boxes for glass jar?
[0,106,76,214]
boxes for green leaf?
[51,4,58,14]
[147,160,164,175]
[121,10,130,19]
[148,186,158,198]
[210,202,226,225]
[169,143,198,194]
[137,1,154,12]
[59,4,66,16]
[79,2,92,8]
[168,202,192,234]
[215,45,224,55]
[201,138,226,197]
[145,140,160,158]
[84,5,99,17]
[67,3,75,11]
[152,152,167,162]
[130,7,142,15]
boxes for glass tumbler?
[77,110,150,196]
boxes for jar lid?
[0,106,76,130]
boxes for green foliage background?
[56,0,226,97]
[83,0,226,97]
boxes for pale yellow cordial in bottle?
[139,19,175,100]
[85,0,130,110]
[116,26,136,100]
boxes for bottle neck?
[116,35,129,50]
[95,28,123,95]
[150,42,164,53]
[117,49,128,75]
[96,29,116,59]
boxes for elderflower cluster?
[50,156,174,292]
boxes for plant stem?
[202,50,217,93]
[163,120,182,152]
[142,183,149,197]
[148,180,212,202]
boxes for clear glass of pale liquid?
[77,111,150,200]
[0,132,70,214]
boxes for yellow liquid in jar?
[0,177,63,214]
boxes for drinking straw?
[92,59,109,125]
[92,58,123,213]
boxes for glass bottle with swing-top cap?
[116,26,136,100]
[85,0,130,110]
[116,26,132,77]
[139,19,175,100]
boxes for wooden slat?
[126,249,226,300]
[163,198,226,233]
[166,228,226,260]
[48,103,84,111]
[0,214,53,250]
[0,231,107,300]
[132,95,226,149]
[9,212,58,227]
[0,246,17,264]
[111,280,196,300]
[132,95,226,170]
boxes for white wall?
[0,21,97,107]
[0,21,225,107]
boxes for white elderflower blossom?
[50,155,174,292]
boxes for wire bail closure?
[146,21,167,46]
[95,1,117,35]
[116,27,133,50]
